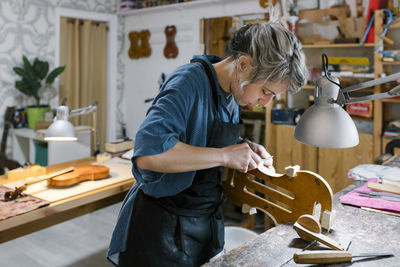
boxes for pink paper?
[339,179,400,213]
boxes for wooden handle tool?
[367,182,400,195]
[293,250,394,264]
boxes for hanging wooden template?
[128,31,140,59]
[128,29,151,59]
[164,25,178,59]
[139,29,151,58]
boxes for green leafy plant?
[13,55,66,105]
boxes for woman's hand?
[221,142,263,173]
[245,140,274,168]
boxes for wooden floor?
[0,202,122,267]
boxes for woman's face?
[233,78,288,107]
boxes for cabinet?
[373,10,400,157]
[265,10,400,194]
[265,44,376,193]
[266,31,390,194]
[12,126,91,166]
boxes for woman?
[108,22,308,266]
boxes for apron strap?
[190,58,219,110]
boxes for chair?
[375,139,400,165]
[222,164,334,230]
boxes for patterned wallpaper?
[0,0,125,156]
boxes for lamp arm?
[341,72,400,93]
[69,103,97,117]
[335,73,400,105]
[69,103,99,155]
[340,85,400,104]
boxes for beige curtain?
[59,17,108,153]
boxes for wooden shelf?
[303,43,375,48]
[303,84,315,90]
[382,98,400,103]
[241,110,265,120]
[382,61,400,65]
[118,0,235,16]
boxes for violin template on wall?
[128,29,152,59]
[164,25,178,59]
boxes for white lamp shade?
[294,104,359,148]
[44,105,77,141]
[45,119,77,141]
[294,75,359,148]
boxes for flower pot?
[26,105,50,129]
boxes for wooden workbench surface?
[0,158,135,243]
[206,181,400,266]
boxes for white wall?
[122,0,267,138]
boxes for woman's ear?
[237,55,251,74]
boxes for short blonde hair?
[229,22,308,94]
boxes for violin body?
[164,25,178,59]
[49,164,110,187]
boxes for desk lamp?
[295,54,400,148]
[45,103,99,155]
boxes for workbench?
[0,157,135,244]
[206,181,399,266]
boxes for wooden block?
[321,210,336,231]
[285,165,300,177]
[367,182,400,194]
[7,165,46,182]
[298,6,350,22]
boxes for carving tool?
[355,190,400,202]
[293,250,393,264]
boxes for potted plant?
[13,55,65,129]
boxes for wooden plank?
[267,124,317,173]
[367,182,400,194]
[303,43,375,48]
[373,10,384,160]
[318,133,373,193]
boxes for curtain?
[59,17,108,153]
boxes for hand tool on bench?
[355,190,400,202]
[367,182,400,195]
[293,250,394,264]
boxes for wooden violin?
[164,25,178,59]
[48,164,110,187]
[4,167,74,201]
[4,164,110,201]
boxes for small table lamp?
[45,103,99,155]
[295,54,400,148]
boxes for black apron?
[119,59,243,267]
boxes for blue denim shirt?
[107,55,240,265]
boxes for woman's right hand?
[221,143,263,173]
